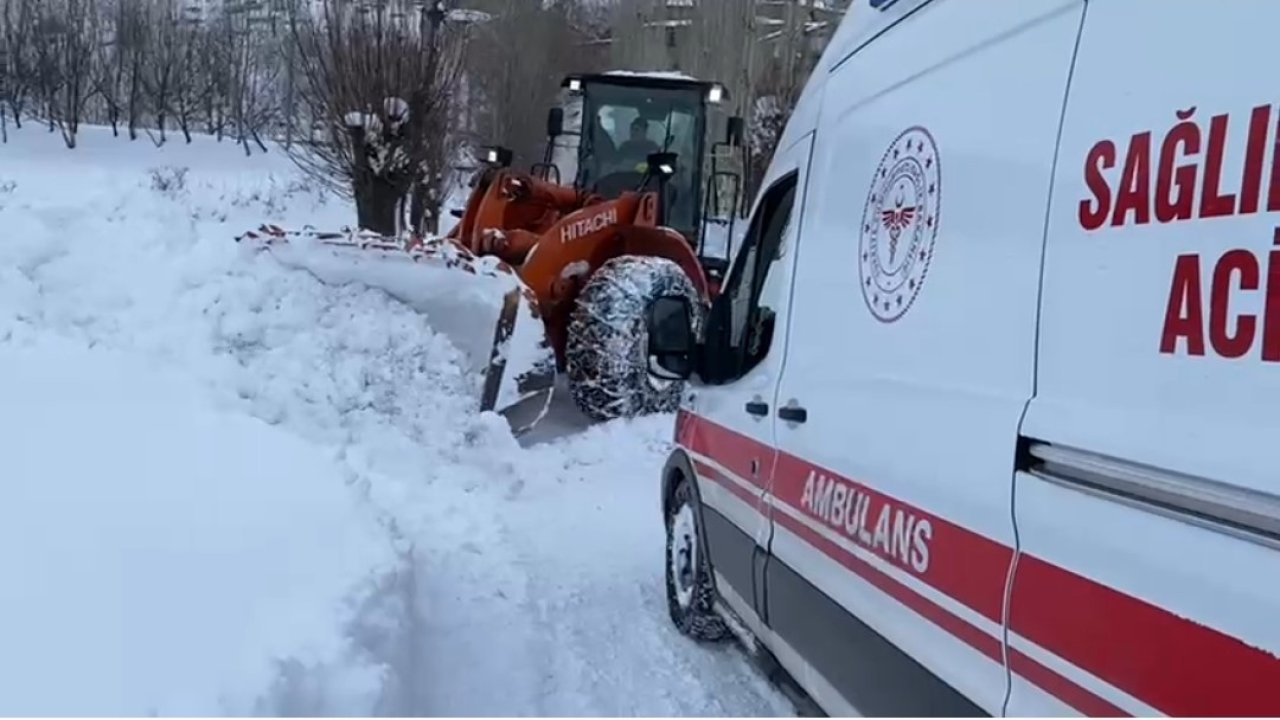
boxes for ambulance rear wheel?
[565,255,700,422]
[665,477,729,642]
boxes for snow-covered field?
[0,126,790,715]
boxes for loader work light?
[481,145,513,168]
[647,152,679,180]
[568,78,583,92]
[707,83,725,104]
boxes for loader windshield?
[576,81,705,237]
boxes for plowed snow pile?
[0,338,400,715]
[0,126,790,716]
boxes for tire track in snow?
[410,480,548,716]
[407,401,794,716]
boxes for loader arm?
[451,169,591,260]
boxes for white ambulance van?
[644,0,1280,715]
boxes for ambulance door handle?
[778,403,807,425]
[745,399,769,417]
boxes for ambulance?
[643,0,1280,715]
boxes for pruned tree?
[285,0,467,236]
[747,63,801,195]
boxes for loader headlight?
[707,83,725,105]
[568,78,583,92]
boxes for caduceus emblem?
[858,126,940,324]
[880,191,916,263]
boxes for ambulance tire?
[566,255,700,422]
[665,477,730,642]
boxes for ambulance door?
[680,133,813,625]
[1015,1,1280,715]
[765,0,1086,715]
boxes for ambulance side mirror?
[646,295,695,380]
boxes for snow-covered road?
[411,392,792,716]
[0,126,793,715]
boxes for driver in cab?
[616,117,660,171]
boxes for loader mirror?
[646,295,695,381]
[546,107,564,138]
[727,116,745,147]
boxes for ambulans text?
[799,470,932,574]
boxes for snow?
[447,8,492,23]
[0,125,792,715]
[604,69,701,82]
[0,338,400,715]
[245,230,553,414]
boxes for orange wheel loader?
[237,72,746,433]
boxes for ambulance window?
[704,172,797,382]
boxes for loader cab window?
[702,172,798,384]
[577,82,704,235]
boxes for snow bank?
[0,125,446,714]
[0,337,399,715]
[248,230,554,414]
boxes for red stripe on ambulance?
[678,410,1280,716]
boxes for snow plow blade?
[235,225,556,434]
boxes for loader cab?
[558,73,745,285]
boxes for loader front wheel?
[566,255,700,422]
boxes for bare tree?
[53,0,100,148]
[464,0,606,169]
[285,0,467,235]
[92,0,124,136]
[142,0,183,144]
[167,15,210,143]
[0,0,36,135]
[219,5,273,155]
[118,0,149,140]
